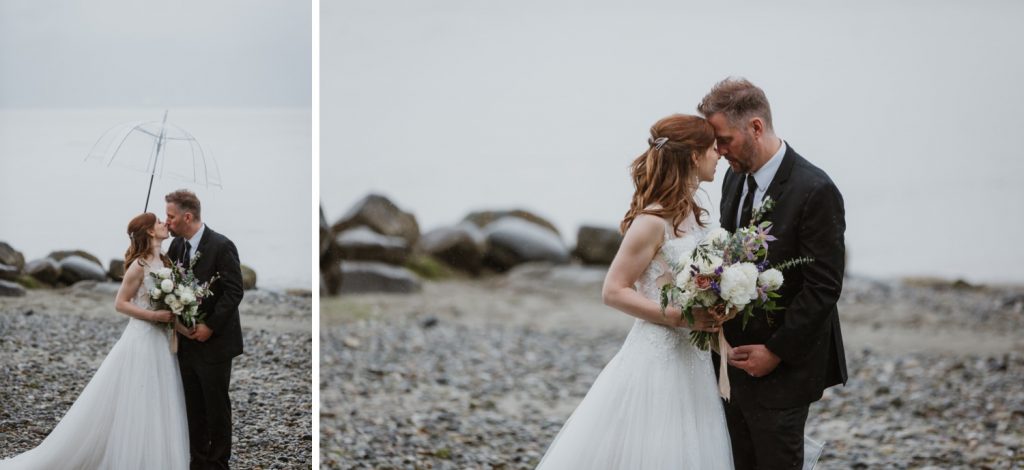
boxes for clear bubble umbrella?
[84,110,222,212]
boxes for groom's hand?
[193,323,213,342]
[728,344,780,377]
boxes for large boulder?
[58,255,108,284]
[108,260,126,281]
[481,217,570,271]
[336,226,410,265]
[48,250,103,268]
[0,279,26,297]
[339,261,421,294]
[333,194,420,247]
[463,210,560,236]
[321,262,343,296]
[241,264,257,290]
[417,223,487,275]
[573,225,623,265]
[0,263,18,281]
[26,258,61,284]
[0,242,25,272]
[320,205,334,260]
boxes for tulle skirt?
[537,319,734,469]
[0,318,189,470]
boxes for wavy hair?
[125,213,171,269]
[620,114,715,236]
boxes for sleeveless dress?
[0,262,190,470]
[537,214,734,469]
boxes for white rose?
[160,279,174,293]
[164,294,178,305]
[180,292,196,305]
[156,267,173,279]
[719,262,760,307]
[696,254,723,275]
[702,228,731,247]
[674,268,693,288]
[150,287,163,299]
[758,268,784,291]
[170,301,184,314]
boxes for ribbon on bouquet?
[169,327,178,354]
[717,329,733,401]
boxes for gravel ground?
[321,274,1024,469]
[0,290,312,469]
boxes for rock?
[338,261,421,294]
[321,263,343,296]
[286,288,313,297]
[336,226,410,265]
[15,274,44,290]
[47,250,103,268]
[0,279,26,296]
[333,194,420,247]
[25,258,61,284]
[481,217,570,271]
[0,242,25,272]
[417,223,487,275]
[241,264,258,290]
[58,255,108,283]
[462,210,560,236]
[573,225,622,265]
[0,263,18,281]
[108,259,126,281]
[320,204,336,261]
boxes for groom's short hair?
[165,189,202,220]
[697,77,774,130]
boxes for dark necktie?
[183,241,192,267]
[738,174,758,228]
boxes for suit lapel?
[763,143,797,208]
[722,171,743,232]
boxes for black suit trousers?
[179,357,233,470]
[723,397,809,470]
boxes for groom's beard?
[731,139,758,174]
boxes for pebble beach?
[320,268,1024,469]
[0,282,313,469]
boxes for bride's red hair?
[125,213,171,269]
[620,114,715,236]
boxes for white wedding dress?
[537,214,734,469]
[0,264,190,470]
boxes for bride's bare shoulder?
[624,214,667,242]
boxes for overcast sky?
[0,0,311,108]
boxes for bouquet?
[659,197,811,398]
[148,253,219,351]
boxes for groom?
[699,78,847,469]
[165,189,245,470]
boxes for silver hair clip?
[652,137,669,150]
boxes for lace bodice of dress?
[634,213,706,302]
[133,262,157,309]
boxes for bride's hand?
[686,307,721,332]
[150,309,174,323]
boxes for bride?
[537,114,734,469]
[0,213,190,469]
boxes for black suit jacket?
[169,225,244,363]
[713,143,847,408]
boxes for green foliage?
[15,274,44,289]
[404,255,456,280]
[774,256,814,272]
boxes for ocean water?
[321,0,1024,284]
[0,108,312,290]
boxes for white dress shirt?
[736,140,787,228]
[185,223,206,261]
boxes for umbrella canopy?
[85,110,221,212]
